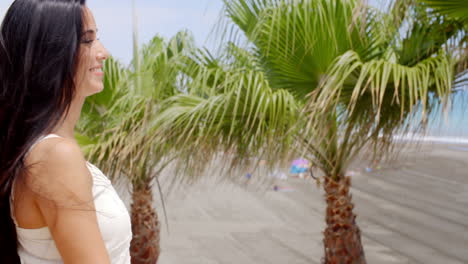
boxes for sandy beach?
[117,142,468,264]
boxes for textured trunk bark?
[130,179,161,264]
[322,176,366,264]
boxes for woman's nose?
[97,51,107,60]
[96,42,110,61]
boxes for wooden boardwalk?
[127,144,468,264]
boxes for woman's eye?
[80,30,99,45]
[81,38,95,44]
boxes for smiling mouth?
[90,66,103,73]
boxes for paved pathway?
[130,144,468,263]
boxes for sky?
[0,0,389,65]
[0,0,394,65]
[0,0,225,65]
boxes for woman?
[0,0,132,263]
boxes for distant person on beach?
[0,1,131,263]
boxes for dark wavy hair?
[0,0,86,262]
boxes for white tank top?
[10,134,132,264]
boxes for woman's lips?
[90,66,104,76]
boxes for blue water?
[426,90,468,138]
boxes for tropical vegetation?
[155,0,468,263]
[78,30,198,263]
[77,0,468,263]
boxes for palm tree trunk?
[130,178,161,264]
[322,176,366,264]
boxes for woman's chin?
[84,86,104,97]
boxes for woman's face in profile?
[75,7,110,98]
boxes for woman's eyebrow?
[81,29,98,35]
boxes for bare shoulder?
[27,136,83,162]
[25,137,93,205]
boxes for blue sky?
[0,0,225,64]
[1,0,389,65]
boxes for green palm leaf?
[421,0,468,23]
[224,0,358,96]
[156,62,301,182]
[305,50,453,176]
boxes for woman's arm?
[27,138,111,264]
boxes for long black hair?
[0,0,86,262]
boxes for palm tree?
[156,0,467,263]
[78,30,197,264]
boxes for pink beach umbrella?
[291,158,309,167]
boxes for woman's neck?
[53,96,85,139]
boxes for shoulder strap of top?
[30,134,62,150]
[42,134,61,139]
[10,134,63,225]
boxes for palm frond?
[301,49,453,178]
[223,0,387,97]
[155,65,300,184]
[421,0,468,23]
